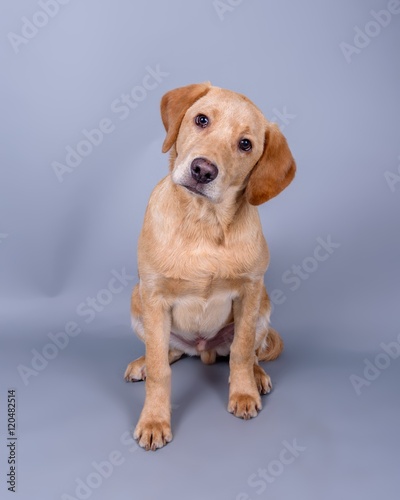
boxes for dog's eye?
[195,114,209,128]
[239,139,252,152]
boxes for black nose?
[190,157,218,184]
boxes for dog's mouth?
[182,184,207,197]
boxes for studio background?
[1,1,399,499]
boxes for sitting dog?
[125,83,296,450]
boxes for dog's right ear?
[161,82,211,153]
[246,123,296,205]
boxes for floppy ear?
[246,123,296,205]
[161,82,211,153]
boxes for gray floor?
[1,284,400,500]
[1,0,400,499]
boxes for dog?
[124,83,296,450]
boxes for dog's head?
[161,83,296,205]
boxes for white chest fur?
[171,288,237,338]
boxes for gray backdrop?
[1,0,400,499]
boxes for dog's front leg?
[228,280,263,419]
[134,288,172,450]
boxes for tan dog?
[125,83,296,450]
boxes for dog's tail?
[258,327,284,361]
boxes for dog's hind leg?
[253,363,272,394]
[250,327,282,395]
[252,327,282,394]
[124,349,184,382]
[252,288,283,394]
[256,327,284,362]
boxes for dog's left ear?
[161,82,211,153]
[246,123,296,205]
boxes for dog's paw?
[254,365,272,394]
[228,392,262,420]
[134,418,172,451]
[124,357,146,382]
